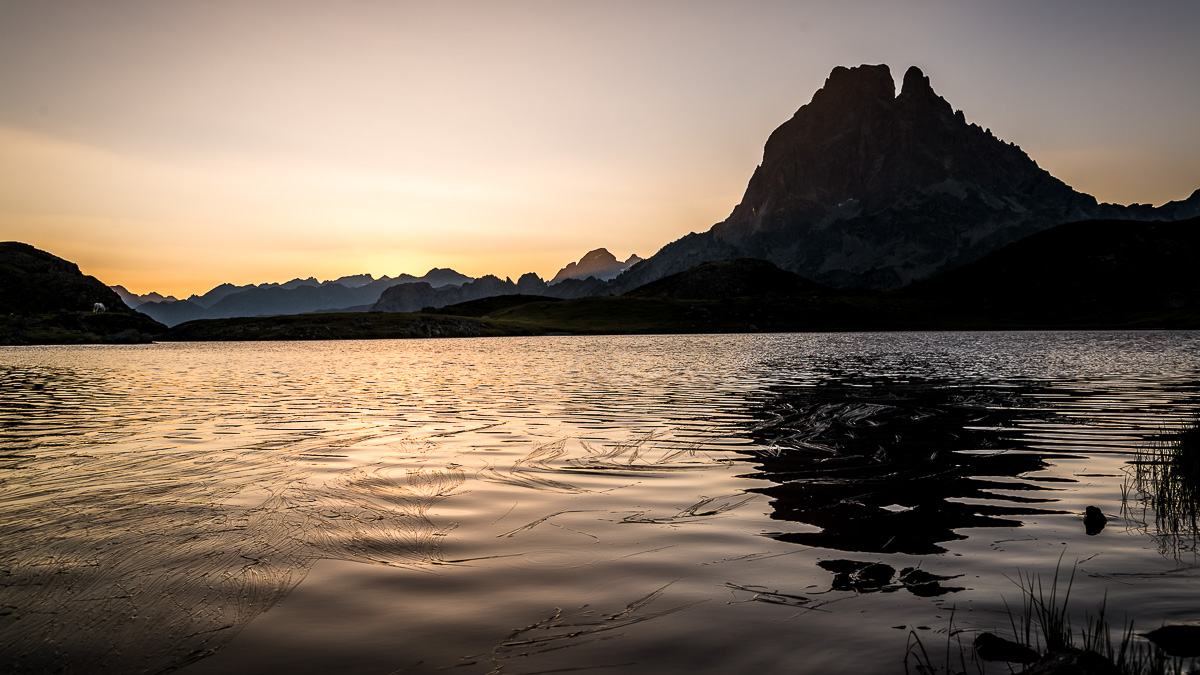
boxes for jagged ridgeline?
[612,64,1199,292]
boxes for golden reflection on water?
[1,333,1199,674]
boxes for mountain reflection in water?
[739,381,1071,554]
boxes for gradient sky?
[3,0,1198,298]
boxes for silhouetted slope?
[425,295,564,318]
[0,242,130,314]
[0,242,165,343]
[163,313,538,341]
[613,64,1200,292]
[372,274,607,313]
[904,216,1200,325]
[138,299,208,326]
[625,258,828,300]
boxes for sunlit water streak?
[1,332,1198,673]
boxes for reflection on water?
[741,380,1070,554]
[1,333,1199,674]
[816,559,965,596]
[1124,421,1200,558]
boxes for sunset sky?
[2,1,1198,298]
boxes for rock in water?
[1083,506,1107,535]
[974,632,1040,663]
[1017,648,1120,675]
[1140,624,1200,657]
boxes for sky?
[2,0,1198,298]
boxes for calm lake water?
[2,332,1199,674]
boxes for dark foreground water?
[2,332,1199,674]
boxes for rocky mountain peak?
[551,248,641,284]
[580,248,619,266]
[610,63,1192,292]
[710,63,1086,247]
[811,64,895,110]
[898,66,954,116]
[899,66,931,97]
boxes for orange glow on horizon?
[2,2,1197,297]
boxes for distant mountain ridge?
[610,64,1200,292]
[129,248,640,326]
[111,286,178,306]
[550,248,642,283]
[371,273,606,313]
[130,268,475,326]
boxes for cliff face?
[614,64,1198,291]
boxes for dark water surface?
[2,332,1199,673]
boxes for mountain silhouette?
[110,286,178,307]
[613,64,1199,291]
[0,242,165,343]
[550,248,643,283]
[371,273,606,313]
[134,268,475,326]
[903,216,1200,324]
[624,258,826,301]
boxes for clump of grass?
[1011,556,1193,675]
[1009,554,1076,653]
[1124,418,1200,555]
[905,554,1196,675]
[904,608,982,675]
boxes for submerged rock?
[1017,648,1119,675]
[974,632,1040,663]
[1140,624,1200,657]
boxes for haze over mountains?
[125,268,473,326]
[124,249,640,326]
[79,63,1200,330]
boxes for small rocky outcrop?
[974,632,1040,664]
[1139,624,1200,657]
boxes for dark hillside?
[1,242,130,314]
[425,294,564,318]
[904,217,1200,326]
[625,258,830,300]
[0,242,166,344]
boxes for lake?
[2,332,1199,673]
